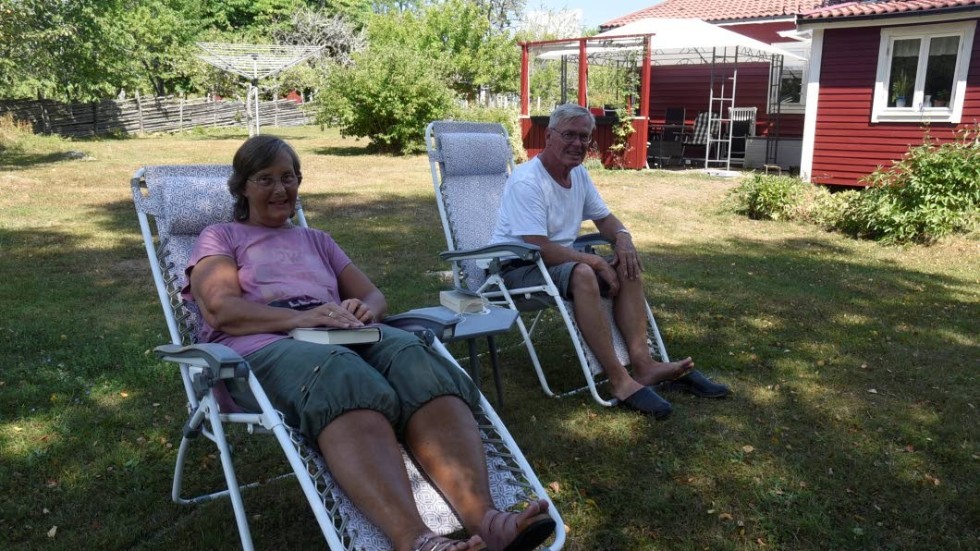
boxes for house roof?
[601,0,825,28]
[800,0,980,21]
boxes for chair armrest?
[385,307,464,343]
[440,242,541,263]
[573,233,613,254]
[155,344,251,394]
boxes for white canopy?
[535,18,801,65]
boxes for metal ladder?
[704,47,740,171]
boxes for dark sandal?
[412,531,486,551]
[480,501,556,551]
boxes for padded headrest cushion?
[163,176,235,235]
[439,132,511,177]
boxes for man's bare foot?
[610,378,646,402]
[632,357,695,386]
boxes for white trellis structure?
[197,43,324,136]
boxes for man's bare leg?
[567,263,646,401]
[612,268,694,386]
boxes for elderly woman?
[182,136,555,551]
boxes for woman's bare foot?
[632,357,695,386]
[480,499,556,551]
[410,532,485,551]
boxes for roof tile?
[800,0,980,21]
[601,0,980,27]
[601,0,825,27]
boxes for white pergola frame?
[522,19,802,171]
[197,43,324,135]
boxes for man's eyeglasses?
[554,130,594,145]
[248,173,301,189]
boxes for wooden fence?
[0,95,313,138]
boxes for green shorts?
[229,325,480,440]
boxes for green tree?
[120,0,210,97]
[318,41,455,153]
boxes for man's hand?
[591,257,621,297]
[611,233,643,280]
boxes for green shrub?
[840,125,980,243]
[726,173,809,221]
[805,187,860,230]
[448,105,527,163]
[317,44,456,155]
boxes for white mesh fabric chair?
[131,164,564,551]
[425,121,671,408]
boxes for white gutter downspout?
[800,27,824,183]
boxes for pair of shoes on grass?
[619,370,730,419]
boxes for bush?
[448,105,527,163]
[840,125,980,243]
[725,173,809,221]
[317,44,456,154]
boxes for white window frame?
[770,41,811,115]
[872,20,975,123]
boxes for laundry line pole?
[251,54,260,136]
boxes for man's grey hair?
[548,104,595,131]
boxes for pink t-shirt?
[182,222,353,356]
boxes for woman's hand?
[297,303,364,328]
[341,298,375,324]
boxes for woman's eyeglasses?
[248,173,301,189]
[554,130,594,145]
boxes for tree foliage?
[318,41,455,154]
[0,0,525,154]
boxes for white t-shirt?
[490,157,611,248]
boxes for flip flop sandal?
[412,532,486,551]
[480,503,557,551]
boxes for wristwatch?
[615,228,632,239]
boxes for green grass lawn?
[1,126,977,551]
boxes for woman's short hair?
[228,135,302,221]
[548,104,595,131]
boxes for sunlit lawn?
[1,126,977,550]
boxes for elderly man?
[489,104,729,418]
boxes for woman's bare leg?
[318,408,482,551]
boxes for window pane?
[889,38,919,107]
[924,35,959,107]
[779,69,802,104]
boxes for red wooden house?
[797,0,980,186]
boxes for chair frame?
[425,121,671,408]
[132,165,564,551]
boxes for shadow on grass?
[310,145,374,157]
[0,151,88,170]
[499,236,977,550]
[3,188,976,550]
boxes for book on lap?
[288,325,382,345]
